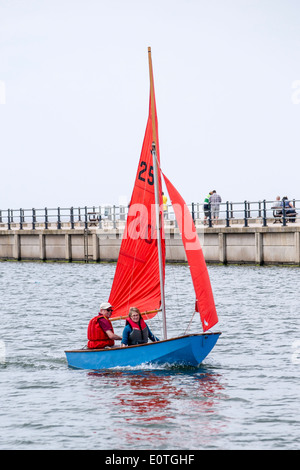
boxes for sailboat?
[65,48,221,370]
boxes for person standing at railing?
[203,191,213,225]
[210,190,222,222]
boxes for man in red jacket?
[87,302,122,349]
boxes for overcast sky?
[1,0,300,210]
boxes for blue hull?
[65,333,221,370]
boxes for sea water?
[0,261,299,450]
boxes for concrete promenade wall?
[0,221,299,265]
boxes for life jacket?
[126,317,149,345]
[87,314,115,349]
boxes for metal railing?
[0,199,298,230]
[0,206,128,231]
[194,199,299,228]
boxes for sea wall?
[0,223,299,265]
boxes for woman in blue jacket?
[121,307,159,346]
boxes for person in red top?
[87,302,122,349]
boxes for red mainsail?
[109,89,165,319]
[162,173,218,332]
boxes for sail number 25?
[138,161,154,186]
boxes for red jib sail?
[109,89,165,319]
[162,173,218,332]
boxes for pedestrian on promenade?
[203,191,213,225]
[210,190,222,222]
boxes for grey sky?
[1,0,300,209]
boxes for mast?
[148,47,167,340]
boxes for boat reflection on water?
[87,367,227,448]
